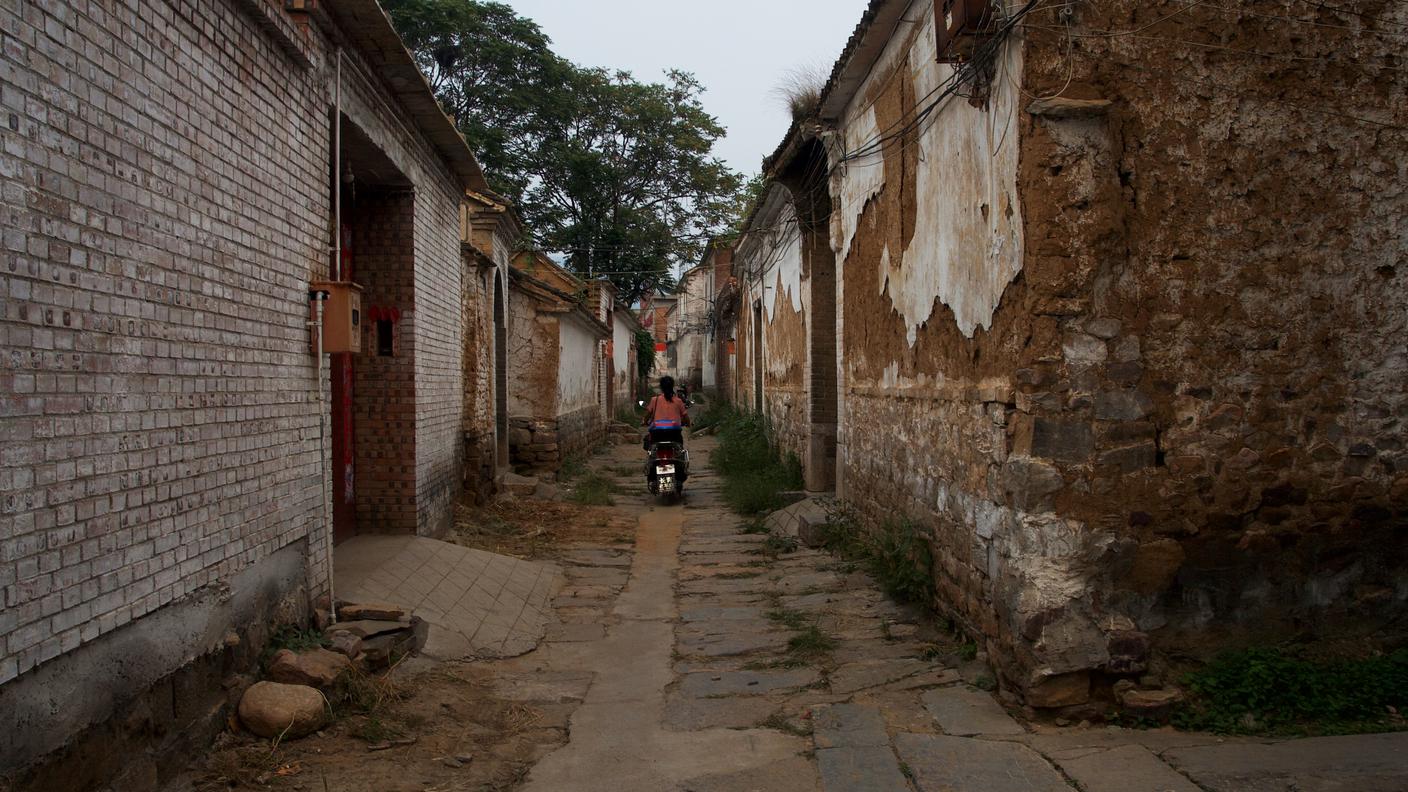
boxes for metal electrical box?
[310,281,363,353]
[935,0,998,62]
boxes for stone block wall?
[558,404,605,462]
[509,418,562,471]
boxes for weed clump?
[569,471,616,506]
[819,501,934,607]
[1174,647,1408,736]
[707,404,803,514]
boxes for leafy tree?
[381,0,569,203]
[529,68,739,302]
[385,1,743,303]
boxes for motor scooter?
[645,438,688,499]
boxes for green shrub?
[1174,647,1408,735]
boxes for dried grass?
[772,63,829,121]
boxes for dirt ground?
[185,444,647,792]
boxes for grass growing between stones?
[819,501,934,608]
[707,404,803,514]
[759,533,799,558]
[787,625,837,661]
[569,471,616,506]
[1173,647,1408,736]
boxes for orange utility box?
[310,281,363,353]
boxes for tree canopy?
[385,0,744,303]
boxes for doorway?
[494,271,509,469]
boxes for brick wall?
[0,0,480,776]
[0,0,331,687]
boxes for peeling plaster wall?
[828,0,1408,706]
[507,296,558,421]
[737,194,810,463]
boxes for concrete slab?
[816,746,911,792]
[1162,732,1408,792]
[1049,743,1201,792]
[921,686,1026,736]
[336,534,562,659]
[895,733,1074,792]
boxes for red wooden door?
[331,353,355,543]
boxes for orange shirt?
[647,395,688,429]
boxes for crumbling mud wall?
[736,193,811,463]
[461,261,499,500]
[828,0,1407,708]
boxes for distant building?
[507,252,611,471]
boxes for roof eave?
[327,0,490,193]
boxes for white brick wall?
[0,0,473,684]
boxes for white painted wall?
[557,314,601,414]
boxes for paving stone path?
[511,437,1408,792]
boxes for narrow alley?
[3,0,1406,790]
[187,435,1408,791]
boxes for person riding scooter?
[643,375,689,449]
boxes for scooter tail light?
[656,448,675,461]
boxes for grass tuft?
[569,471,616,506]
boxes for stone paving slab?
[895,733,1074,792]
[663,693,779,731]
[814,703,891,749]
[921,686,1026,736]
[677,617,779,637]
[561,550,632,569]
[1161,731,1408,792]
[829,658,937,695]
[336,534,561,659]
[678,668,821,698]
[679,577,777,596]
[679,605,769,622]
[816,746,910,792]
[677,630,789,657]
[1049,743,1201,792]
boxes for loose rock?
[267,648,353,688]
[238,681,328,739]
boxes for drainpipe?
[333,49,343,282]
[309,291,336,624]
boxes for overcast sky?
[501,0,868,175]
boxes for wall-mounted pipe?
[308,290,336,624]
[333,49,343,282]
